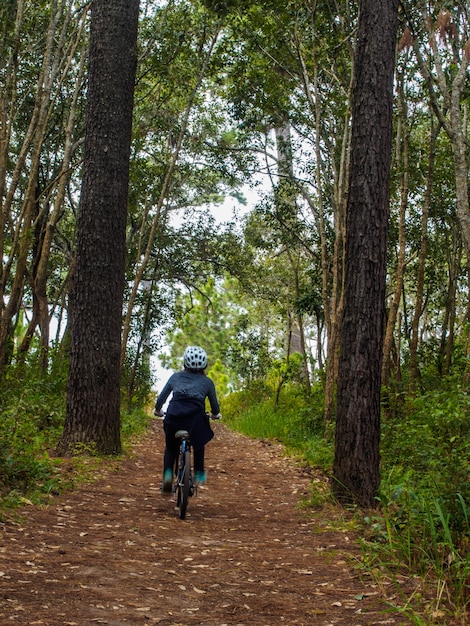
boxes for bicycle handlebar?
[153,409,222,420]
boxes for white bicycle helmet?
[183,346,208,370]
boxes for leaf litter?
[0,422,412,625]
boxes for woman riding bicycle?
[154,346,221,493]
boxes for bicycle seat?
[175,429,190,439]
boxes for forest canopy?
[1,0,468,398]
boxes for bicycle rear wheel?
[178,449,190,519]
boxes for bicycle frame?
[167,414,220,519]
[174,430,194,519]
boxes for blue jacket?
[155,370,220,414]
[155,370,220,449]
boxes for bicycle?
[173,429,194,520]
[173,414,220,520]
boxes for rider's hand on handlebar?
[210,413,222,420]
[153,408,164,417]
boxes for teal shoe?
[194,470,207,485]
[162,469,173,493]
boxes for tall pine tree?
[58,0,140,455]
[332,0,399,507]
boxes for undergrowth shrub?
[121,407,153,442]
[362,384,470,621]
[0,361,67,505]
[223,379,333,471]
[381,386,470,535]
[0,360,153,511]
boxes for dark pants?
[163,422,205,476]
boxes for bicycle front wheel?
[178,449,190,520]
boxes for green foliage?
[201,0,244,17]
[362,484,470,622]
[224,377,332,471]
[120,407,154,443]
[207,358,230,398]
[121,341,155,409]
[269,352,304,385]
[225,316,273,387]
[381,385,470,530]
[160,276,276,391]
[358,383,470,621]
[0,361,67,507]
[161,274,308,394]
[0,358,153,513]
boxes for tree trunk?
[295,14,352,429]
[410,10,470,379]
[120,24,221,367]
[439,229,461,376]
[58,0,140,456]
[409,117,439,388]
[275,120,311,393]
[0,2,53,374]
[382,69,409,386]
[332,0,398,508]
[18,43,87,369]
[0,1,88,376]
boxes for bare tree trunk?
[409,117,439,387]
[18,27,87,368]
[295,15,352,429]
[382,69,409,386]
[120,25,221,367]
[58,0,139,456]
[333,0,398,508]
[286,248,311,393]
[126,280,153,406]
[409,10,470,378]
[438,229,462,375]
[273,118,312,393]
[323,130,348,430]
[0,0,88,376]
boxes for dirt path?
[1,422,408,625]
